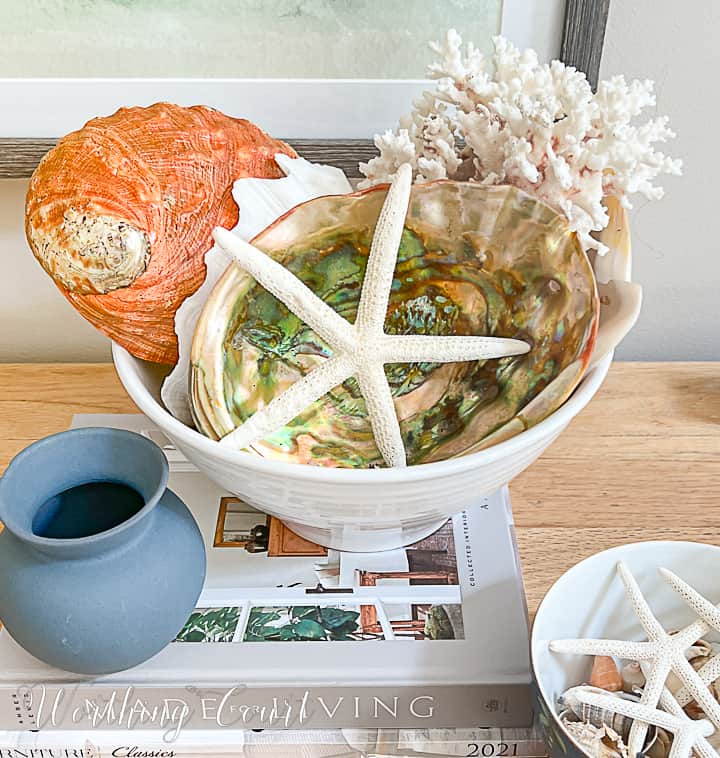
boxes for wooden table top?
[1,362,718,616]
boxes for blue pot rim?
[0,427,169,552]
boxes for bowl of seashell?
[112,160,611,552]
[532,541,720,758]
[27,31,680,551]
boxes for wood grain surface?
[0,362,718,615]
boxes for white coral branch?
[360,31,682,255]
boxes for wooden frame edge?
[561,0,611,90]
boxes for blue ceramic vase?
[0,427,206,675]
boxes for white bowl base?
[285,515,449,552]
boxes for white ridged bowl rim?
[112,342,612,483]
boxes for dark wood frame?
[561,0,611,90]
[0,3,609,179]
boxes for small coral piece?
[360,31,682,255]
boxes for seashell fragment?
[560,718,629,758]
[643,726,672,758]
[25,102,296,364]
[593,196,632,285]
[584,195,640,367]
[590,656,623,692]
[685,639,714,660]
[560,686,639,740]
[588,196,641,368]
[590,280,642,370]
[621,660,646,693]
[191,181,598,467]
[231,153,353,242]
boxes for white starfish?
[574,688,716,758]
[658,687,719,758]
[550,562,720,756]
[659,568,720,709]
[211,163,529,467]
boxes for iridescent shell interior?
[191,181,599,467]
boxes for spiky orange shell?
[25,103,296,364]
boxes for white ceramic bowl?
[113,343,612,551]
[532,540,720,758]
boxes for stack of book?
[0,414,546,757]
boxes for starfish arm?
[629,658,672,755]
[355,163,412,339]
[380,335,530,363]
[219,354,354,450]
[692,735,719,758]
[674,618,712,651]
[669,721,717,758]
[659,688,688,717]
[617,561,667,640]
[549,638,653,659]
[676,655,720,706]
[672,654,720,730]
[213,227,355,352]
[660,691,717,758]
[690,731,718,758]
[660,568,720,633]
[355,361,406,468]
[668,730,698,758]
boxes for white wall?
[601,0,720,360]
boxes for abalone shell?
[191,181,598,467]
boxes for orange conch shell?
[25,102,296,364]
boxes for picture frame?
[0,0,609,179]
[213,496,270,549]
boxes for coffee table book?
[0,414,535,738]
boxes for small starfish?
[659,568,720,709]
[573,687,716,758]
[550,562,720,756]
[657,688,719,758]
[212,163,529,467]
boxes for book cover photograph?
[180,493,463,645]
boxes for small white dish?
[532,540,720,758]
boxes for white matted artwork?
[0,0,565,139]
